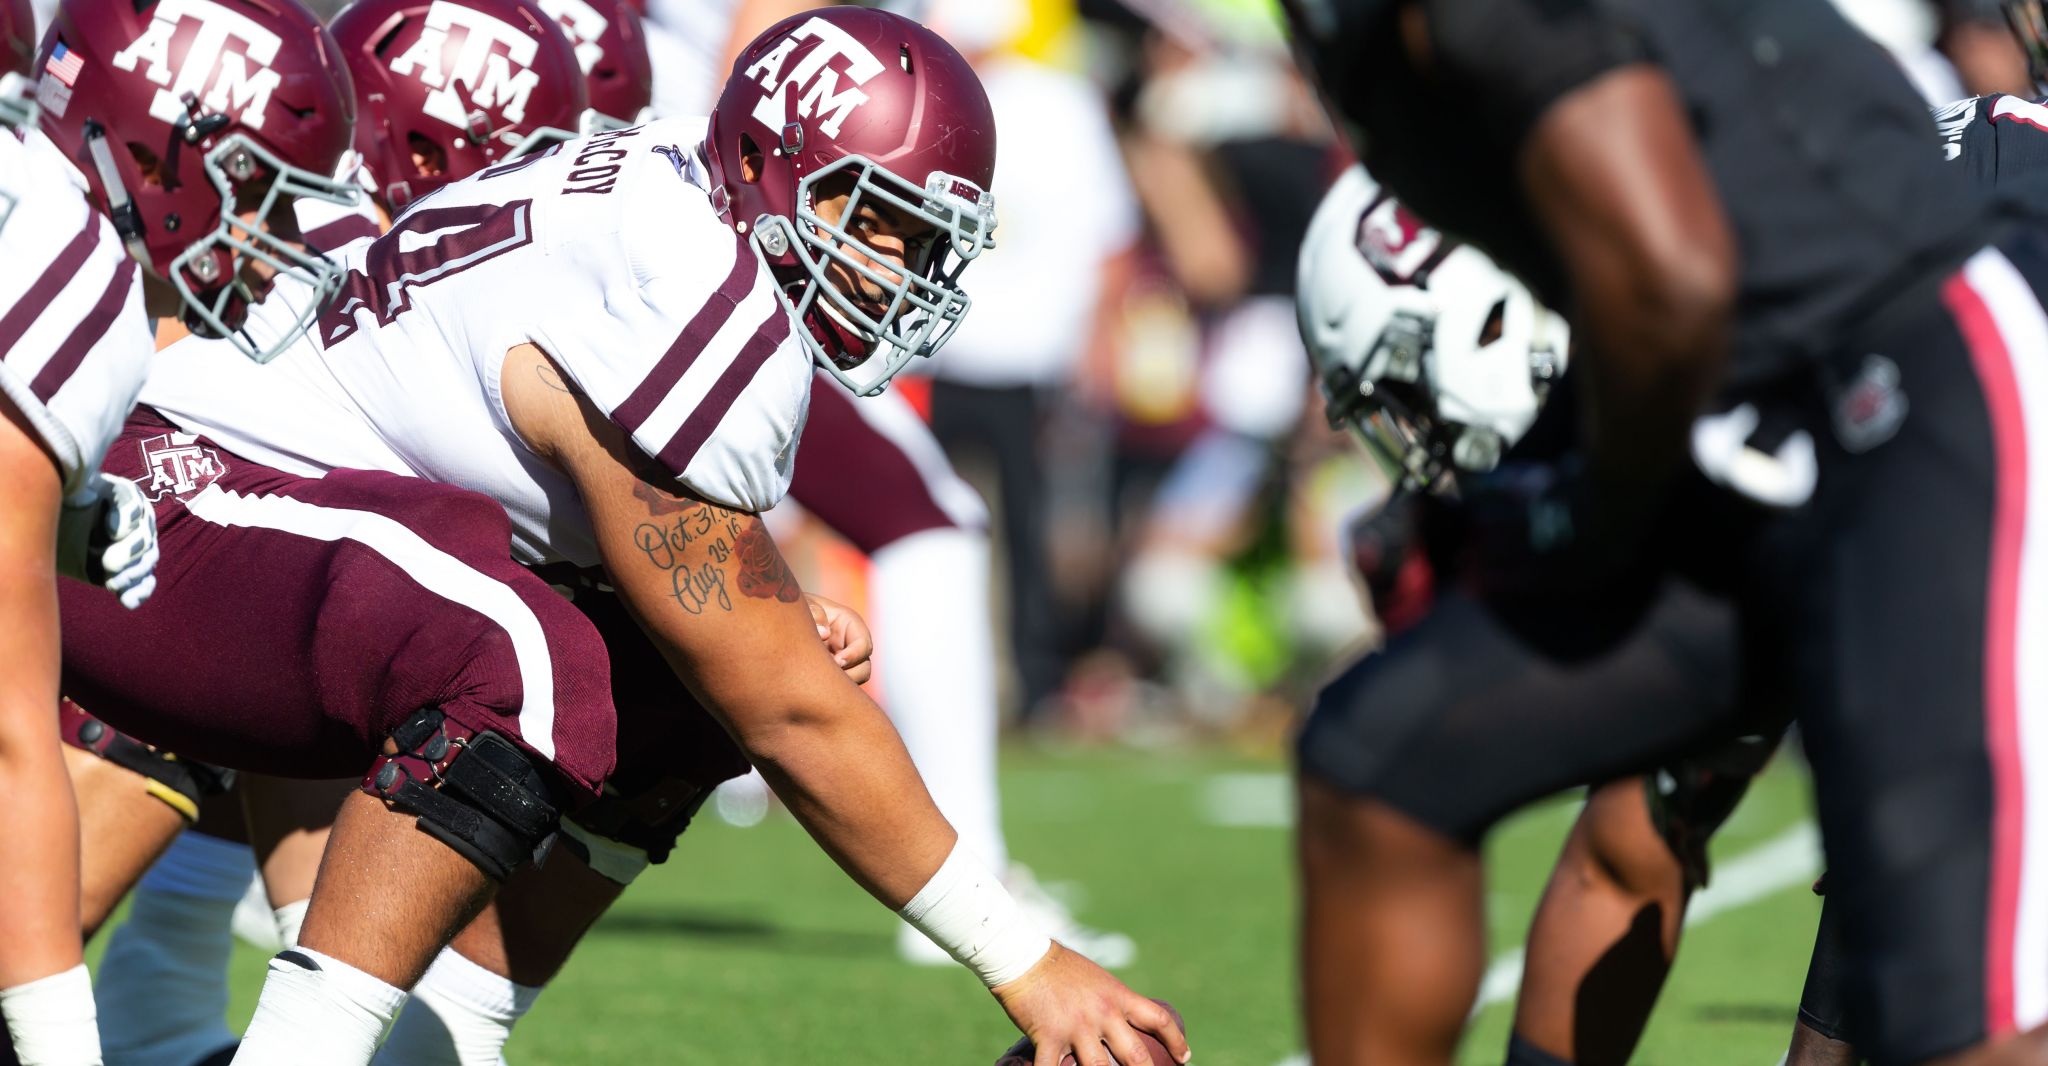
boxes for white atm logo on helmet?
[1357,197,1443,286]
[743,16,884,139]
[389,1,541,131]
[110,0,284,131]
[535,0,606,74]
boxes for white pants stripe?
[183,484,559,761]
[1957,247,2048,1031]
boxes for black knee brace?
[557,775,722,885]
[362,708,562,881]
[60,701,235,823]
[1644,732,1776,889]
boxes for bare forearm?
[1942,22,2032,98]
[0,407,83,987]
[1521,66,1734,502]
[0,725,85,987]
[595,477,957,906]
[745,697,957,907]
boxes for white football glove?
[56,472,159,609]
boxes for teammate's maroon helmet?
[330,0,588,211]
[536,0,651,129]
[34,0,362,362]
[706,8,998,396]
[0,0,35,128]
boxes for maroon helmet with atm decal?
[705,7,998,396]
[330,0,587,211]
[536,0,650,129]
[33,0,361,360]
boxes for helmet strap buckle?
[778,121,803,156]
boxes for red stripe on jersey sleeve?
[611,236,758,435]
[0,213,104,358]
[31,255,138,402]
[655,306,793,477]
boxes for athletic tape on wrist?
[897,845,1051,988]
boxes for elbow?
[1639,236,1735,356]
[723,701,843,771]
[1605,234,1736,399]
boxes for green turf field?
[114,746,1825,1064]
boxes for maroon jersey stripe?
[303,214,382,255]
[611,237,757,434]
[31,255,137,403]
[0,213,103,359]
[655,306,794,477]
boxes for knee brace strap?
[362,708,561,881]
[556,817,651,885]
[1646,733,1774,890]
[60,701,235,822]
[558,776,719,876]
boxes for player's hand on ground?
[990,943,1190,1066]
[806,593,873,684]
[56,472,159,609]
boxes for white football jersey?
[144,118,814,567]
[0,131,151,495]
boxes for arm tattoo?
[627,480,800,613]
[534,362,581,394]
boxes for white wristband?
[898,845,1052,988]
[0,964,103,1065]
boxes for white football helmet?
[1296,165,1569,490]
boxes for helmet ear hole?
[1478,297,1506,347]
[736,133,764,184]
[125,142,164,187]
[406,132,447,178]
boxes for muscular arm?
[501,344,954,906]
[0,395,84,988]
[1518,65,1735,523]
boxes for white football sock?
[232,948,401,1066]
[371,950,540,1066]
[870,527,1007,870]
[1,965,103,1066]
[97,833,254,1066]
[272,901,309,951]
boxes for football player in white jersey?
[0,0,360,1061]
[70,8,595,1064]
[64,9,1189,1066]
[637,0,1136,970]
[89,6,1105,1058]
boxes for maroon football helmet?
[331,0,588,211]
[535,0,651,129]
[35,0,361,361]
[0,0,35,128]
[706,8,998,396]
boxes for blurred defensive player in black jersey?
[1281,1,2048,1064]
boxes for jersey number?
[317,200,536,347]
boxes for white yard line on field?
[1201,772,1294,827]
[1471,820,1821,1015]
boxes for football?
[993,1001,1188,1066]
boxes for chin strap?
[83,119,153,269]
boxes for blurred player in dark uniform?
[1281,0,2048,1064]
[1297,165,1823,1066]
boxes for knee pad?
[60,699,235,823]
[1645,732,1774,889]
[556,775,725,886]
[362,708,562,882]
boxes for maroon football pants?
[60,411,618,802]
